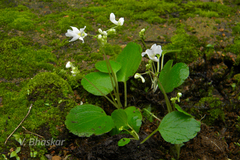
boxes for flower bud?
[134,73,145,83]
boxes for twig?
[4,104,33,145]
[22,126,44,139]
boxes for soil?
[1,0,240,160]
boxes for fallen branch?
[22,126,44,139]
[4,104,33,145]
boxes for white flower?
[98,34,102,40]
[177,92,182,102]
[134,73,145,83]
[177,92,182,98]
[71,67,79,76]
[66,61,79,76]
[66,61,72,68]
[139,28,146,38]
[65,26,87,43]
[141,28,145,33]
[141,44,162,62]
[98,28,108,36]
[110,13,124,26]
[107,28,116,34]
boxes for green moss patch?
[0,43,56,80]
[0,72,76,151]
[0,5,37,31]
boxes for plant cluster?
[64,13,201,159]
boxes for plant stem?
[143,108,161,121]
[104,53,122,108]
[141,38,147,50]
[175,144,181,160]
[161,54,164,71]
[127,124,139,140]
[124,81,127,107]
[157,79,172,113]
[103,51,123,108]
[141,128,158,144]
[83,77,119,109]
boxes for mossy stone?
[0,72,76,151]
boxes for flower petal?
[141,51,148,57]
[78,37,84,43]
[66,61,72,68]
[118,17,124,26]
[65,30,76,37]
[70,26,80,33]
[110,13,118,25]
[69,36,79,42]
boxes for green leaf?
[81,72,114,96]
[116,42,142,82]
[158,111,201,144]
[10,151,17,158]
[15,147,21,154]
[159,60,189,93]
[95,60,122,73]
[174,104,192,117]
[30,151,38,158]
[118,138,131,146]
[65,104,114,137]
[162,49,181,56]
[124,106,142,133]
[111,109,128,129]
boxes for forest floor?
[0,0,240,160]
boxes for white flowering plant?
[64,13,201,157]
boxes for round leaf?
[116,42,142,82]
[174,103,192,117]
[158,111,201,144]
[159,60,189,93]
[95,60,122,73]
[111,109,128,129]
[124,106,142,133]
[81,72,114,96]
[118,138,131,146]
[65,104,114,137]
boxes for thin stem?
[175,144,181,159]
[124,81,127,107]
[143,108,161,122]
[103,53,122,108]
[127,124,139,140]
[141,128,158,144]
[83,77,119,109]
[157,78,172,113]
[161,54,165,71]
[141,38,147,50]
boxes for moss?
[233,74,240,84]
[2,37,24,50]
[232,23,240,34]
[195,9,219,18]
[226,37,240,55]
[196,97,225,125]
[0,72,76,151]
[164,23,201,63]
[0,46,56,80]
[9,17,35,31]
[102,43,122,58]
[0,5,37,31]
